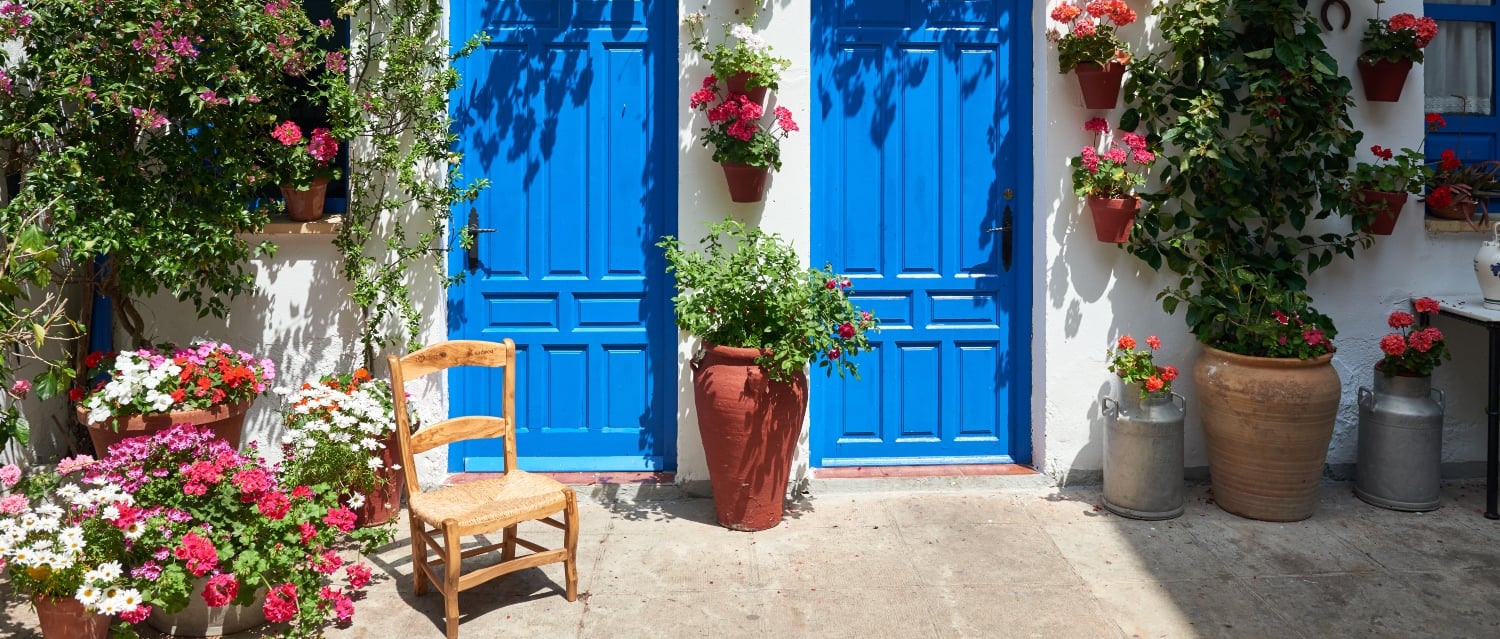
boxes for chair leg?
[410,516,429,596]
[501,524,517,562]
[443,519,462,639]
[563,489,579,602]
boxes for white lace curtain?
[1425,0,1494,115]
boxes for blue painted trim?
[819,455,1019,468]
[463,456,665,473]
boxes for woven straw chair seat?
[408,470,569,530]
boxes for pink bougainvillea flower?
[838,322,857,339]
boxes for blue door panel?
[448,0,673,472]
[812,0,1030,467]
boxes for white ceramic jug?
[1476,223,1500,310]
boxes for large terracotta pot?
[1355,189,1408,235]
[33,595,110,639]
[1356,58,1413,102]
[724,72,769,105]
[147,576,268,637]
[78,401,251,458]
[692,344,808,531]
[352,430,406,527]
[1086,196,1139,243]
[1194,345,1340,522]
[1073,61,1125,110]
[280,176,329,222]
[720,163,770,203]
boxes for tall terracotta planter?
[725,72,769,105]
[78,401,251,458]
[352,430,406,527]
[1086,196,1139,243]
[34,595,110,639]
[720,163,770,203]
[1355,189,1408,235]
[1074,62,1125,110]
[280,176,329,222]
[1194,345,1340,522]
[1356,58,1413,102]
[692,344,807,531]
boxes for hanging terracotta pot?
[720,163,770,203]
[692,343,807,531]
[1355,189,1408,235]
[1073,61,1125,110]
[1428,197,1477,221]
[33,595,110,639]
[78,401,252,458]
[351,430,406,527]
[1356,58,1413,102]
[1194,345,1340,522]
[725,72,769,105]
[1086,196,1139,243]
[279,176,330,222]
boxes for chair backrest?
[388,339,518,492]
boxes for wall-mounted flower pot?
[720,163,770,203]
[280,176,330,222]
[1086,196,1139,243]
[1356,189,1408,235]
[1074,62,1125,110]
[1356,58,1413,102]
[725,72,769,105]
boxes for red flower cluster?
[1427,184,1454,209]
[1108,335,1177,396]
[1386,13,1439,48]
[1085,0,1136,26]
[323,506,357,532]
[1371,145,1394,161]
[174,531,220,577]
[263,583,299,623]
[1378,298,1451,377]
[202,574,239,608]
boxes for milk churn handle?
[1170,392,1186,412]
[1493,221,1500,242]
[1358,386,1374,410]
[1431,387,1446,411]
[1101,396,1119,418]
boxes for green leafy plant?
[1422,113,1500,212]
[333,0,488,366]
[684,11,790,92]
[688,80,799,170]
[0,0,348,344]
[1106,335,1179,398]
[658,219,878,382]
[74,341,275,427]
[1072,118,1155,198]
[1121,0,1365,358]
[1352,144,1430,194]
[0,205,78,450]
[1360,2,1438,64]
[1378,298,1450,378]
[1049,0,1139,70]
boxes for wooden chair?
[387,338,579,639]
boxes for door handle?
[466,208,497,272]
[988,204,1014,272]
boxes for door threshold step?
[812,464,1037,479]
[445,471,675,486]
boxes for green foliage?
[1379,299,1450,377]
[688,85,798,170]
[333,0,488,365]
[1359,7,1438,65]
[1050,1,1140,70]
[1121,0,1365,357]
[1106,335,1179,398]
[658,219,878,383]
[684,11,790,91]
[1071,123,1155,198]
[1352,144,1430,194]
[0,0,348,344]
[277,369,399,522]
[0,207,77,450]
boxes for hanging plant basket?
[1086,196,1139,243]
[1074,61,1125,110]
[720,163,770,203]
[1355,189,1408,235]
[1356,58,1413,102]
[725,72,769,104]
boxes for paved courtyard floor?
[5,477,1500,638]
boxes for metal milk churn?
[1101,391,1186,520]
[1475,222,1500,310]
[1356,372,1445,511]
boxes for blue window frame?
[1425,3,1498,166]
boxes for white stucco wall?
[1036,0,1492,483]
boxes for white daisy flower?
[347,492,366,509]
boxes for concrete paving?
[5,478,1500,638]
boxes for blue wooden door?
[810,0,1031,466]
[447,1,674,471]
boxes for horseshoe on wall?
[1321,0,1351,31]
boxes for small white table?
[1416,294,1500,520]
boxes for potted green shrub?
[659,219,877,531]
[1122,0,1365,521]
[1048,0,1139,109]
[1350,143,1429,235]
[684,11,790,102]
[277,368,403,530]
[1356,3,1438,102]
